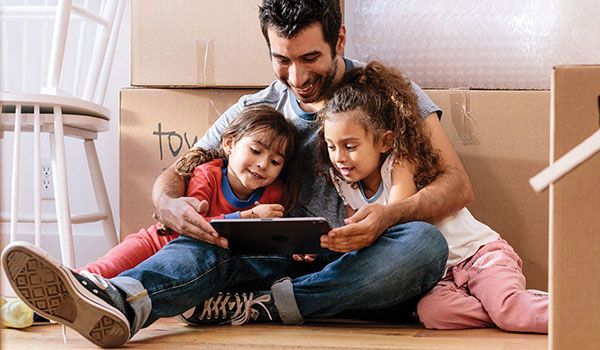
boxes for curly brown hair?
[175,105,300,212]
[317,61,443,190]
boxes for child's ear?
[222,136,234,155]
[381,131,395,153]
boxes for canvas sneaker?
[176,291,280,326]
[1,242,131,348]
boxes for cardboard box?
[549,66,600,350]
[427,89,550,290]
[119,88,259,235]
[131,0,273,87]
[131,0,345,88]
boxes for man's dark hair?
[259,0,342,57]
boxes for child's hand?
[292,254,318,262]
[248,203,285,218]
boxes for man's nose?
[288,63,308,88]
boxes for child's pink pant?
[77,223,179,278]
[417,239,548,333]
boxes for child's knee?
[416,292,451,329]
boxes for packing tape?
[449,90,477,145]
[196,39,215,86]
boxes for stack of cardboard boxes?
[120,0,344,237]
[121,0,268,235]
[120,0,550,290]
[121,1,600,347]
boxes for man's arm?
[384,114,474,224]
[322,113,473,252]
[152,162,226,247]
[150,96,248,246]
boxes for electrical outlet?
[41,157,54,199]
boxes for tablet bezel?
[210,217,331,255]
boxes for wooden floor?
[1,317,547,349]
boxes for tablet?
[210,217,331,255]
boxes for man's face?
[267,23,342,104]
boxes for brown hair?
[175,105,300,211]
[259,0,342,57]
[317,61,443,190]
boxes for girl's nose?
[256,156,268,169]
[334,149,346,163]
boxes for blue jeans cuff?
[271,277,304,325]
[111,276,152,335]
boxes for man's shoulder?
[347,58,365,69]
[240,80,290,109]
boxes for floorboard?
[1,317,548,349]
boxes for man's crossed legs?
[2,221,447,348]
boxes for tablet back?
[210,218,331,255]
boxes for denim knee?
[392,221,447,259]
[384,221,448,285]
[346,221,448,306]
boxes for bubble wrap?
[348,0,600,89]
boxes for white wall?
[0,2,131,267]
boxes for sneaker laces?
[231,293,273,326]
[199,292,273,325]
[199,292,232,320]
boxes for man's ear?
[336,25,346,56]
[381,130,395,153]
[222,136,234,155]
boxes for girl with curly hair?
[317,61,548,333]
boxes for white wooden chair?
[0,0,126,267]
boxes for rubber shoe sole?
[1,242,130,348]
[175,308,197,325]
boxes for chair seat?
[1,0,124,268]
[0,92,110,120]
[1,92,110,136]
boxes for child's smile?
[323,111,390,192]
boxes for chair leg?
[84,139,118,247]
[50,106,75,268]
[9,105,22,243]
[33,104,42,247]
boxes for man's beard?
[317,58,339,102]
[287,57,339,104]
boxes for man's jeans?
[110,221,448,334]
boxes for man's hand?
[292,254,318,262]
[156,195,228,248]
[320,203,392,253]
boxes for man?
[2,0,472,347]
